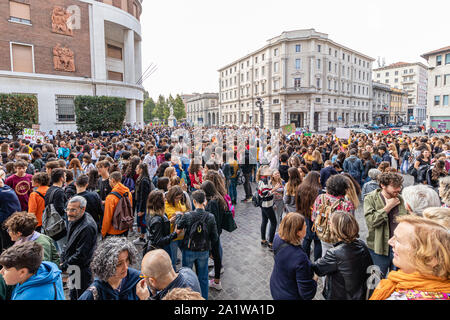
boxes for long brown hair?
[295,171,321,218]
[286,167,302,196]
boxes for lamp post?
[256,97,263,129]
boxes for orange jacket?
[101,183,133,237]
[28,186,49,227]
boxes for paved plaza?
[65,175,415,300]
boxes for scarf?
[370,270,450,300]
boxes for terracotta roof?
[421,46,450,59]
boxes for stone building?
[218,29,375,131]
[0,0,144,132]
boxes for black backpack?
[187,213,209,252]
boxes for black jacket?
[135,177,153,213]
[77,191,104,227]
[176,208,219,251]
[61,212,98,271]
[45,186,67,218]
[278,165,290,182]
[65,182,77,200]
[205,198,225,236]
[145,214,177,251]
[312,239,373,300]
[240,150,256,174]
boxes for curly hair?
[162,287,204,300]
[90,237,138,282]
[3,211,37,237]
[378,172,403,188]
[326,174,349,197]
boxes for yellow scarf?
[370,270,450,300]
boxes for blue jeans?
[302,218,322,262]
[368,247,395,278]
[137,212,147,234]
[170,240,182,270]
[182,249,210,299]
[228,177,238,203]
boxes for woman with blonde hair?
[311,150,324,171]
[439,176,450,208]
[270,212,317,300]
[68,158,84,181]
[388,143,399,170]
[164,166,177,179]
[422,207,450,229]
[370,215,450,300]
[271,170,285,226]
[164,186,188,269]
[342,173,360,210]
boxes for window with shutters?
[56,96,75,122]
[9,1,31,24]
[11,43,34,73]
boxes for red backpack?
[111,191,134,231]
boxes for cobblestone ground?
[66,174,414,300]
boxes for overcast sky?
[140,0,449,100]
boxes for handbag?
[221,210,237,232]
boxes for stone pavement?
[66,174,414,300]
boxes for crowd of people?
[0,125,449,301]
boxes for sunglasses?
[139,274,150,279]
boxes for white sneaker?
[209,279,223,290]
[208,267,224,277]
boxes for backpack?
[110,191,134,231]
[186,212,210,251]
[417,164,430,184]
[122,176,135,192]
[252,190,262,207]
[311,194,344,243]
[42,188,67,240]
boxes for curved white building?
[0,0,145,132]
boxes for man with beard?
[364,172,407,278]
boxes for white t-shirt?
[144,154,157,178]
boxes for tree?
[74,96,126,133]
[0,94,38,139]
[153,95,168,122]
[143,97,155,123]
[173,94,186,120]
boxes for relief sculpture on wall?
[53,44,75,72]
[51,6,73,36]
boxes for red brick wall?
[0,0,91,77]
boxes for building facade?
[218,29,375,131]
[186,93,219,126]
[421,46,450,130]
[371,81,391,125]
[373,62,427,124]
[0,0,144,132]
[180,93,198,114]
[389,88,408,124]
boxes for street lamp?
[256,97,263,129]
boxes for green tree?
[153,95,168,122]
[74,96,126,133]
[0,94,38,139]
[143,97,155,123]
[173,94,186,120]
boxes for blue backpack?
[122,176,135,192]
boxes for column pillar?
[124,29,135,84]
[128,99,136,125]
[281,100,286,126]
[134,40,142,85]
[309,99,315,131]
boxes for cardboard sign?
[281,123,296,135]
[23,128,45,143]
[335,128,350,140]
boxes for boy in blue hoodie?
[0,241,65,300]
